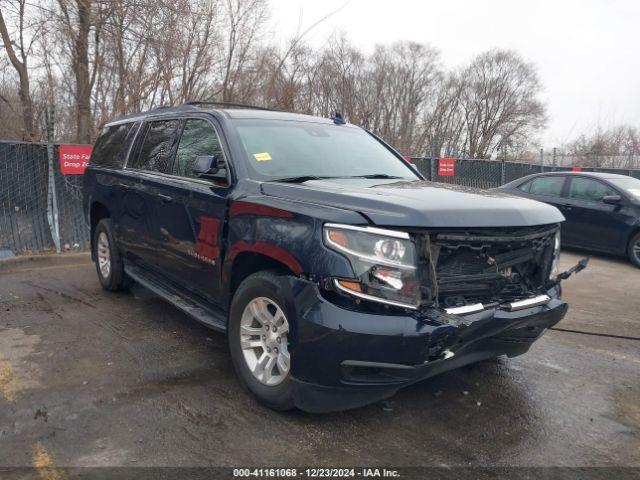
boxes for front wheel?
[228,271,294,411]
[628,232,640,268]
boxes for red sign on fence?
[59,145,92,175]
[572,165,582,172]
[438,157,455,176]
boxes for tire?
[228,271,294,411]
[628,232,640,268]
[93,218,133,291]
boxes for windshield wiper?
[348,174,404,179]
[269,174,404,183]
[269,175,338,183]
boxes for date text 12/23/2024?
[233,468,400,478]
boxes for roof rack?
[183,100,275,112]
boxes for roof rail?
[183,100,275,112]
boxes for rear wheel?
[228,271,294,410]
[628,232,640,268]
[93,219,132,291]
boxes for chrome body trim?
[324,223,410,239]
[444,303,485,315]
[507,294,551,311]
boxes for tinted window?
[568,177,615,202]
[92,122,137,168]
[528,176,565,197]
[174,119,225,178]
[130,119,182,173]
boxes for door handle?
[157,193,173,203]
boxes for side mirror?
[192,155,228,181]
[602,195,622,205]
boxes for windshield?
[608,177,640,200]
[232,119,419,181]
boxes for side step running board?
[125,264,227,333]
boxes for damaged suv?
[83,102,585,412]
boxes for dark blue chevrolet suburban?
[83,102,586,413]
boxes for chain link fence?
[0,142,51,257]
[1,142,640,257]
[412,157,640,187]
[54,161,90,250]
[0,141,90,258]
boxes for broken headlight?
[323,223,421,309]
[549,231,561,279]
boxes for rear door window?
[173,119,225,179]
[91,122,137,168]
[129,119,182,173]
[568,177,616,203]
[527,176,566,197]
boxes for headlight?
[549,231,561,279]
[323,223,421,309]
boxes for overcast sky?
[269,0,640,148]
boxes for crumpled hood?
[261,178,565,228]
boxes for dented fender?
[222,193,366,292]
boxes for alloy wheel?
[97,231,111,279]
[634,239,640,263]
[239,297,290,386]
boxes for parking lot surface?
[0,251,638,469]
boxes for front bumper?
[284,278,567,413]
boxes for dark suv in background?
[83,102,585,412]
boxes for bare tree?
[0,1,554,153]
[365,41,441,155]
[422,72,466,157]
[0,0,36,139]
[564,125,640,169]
[53,0,104,143]
[218,0,268,102]
[458,49,546,159]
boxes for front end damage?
[419,224,562,312]
[285,224,587,413]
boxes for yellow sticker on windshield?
[253,152,272,162]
